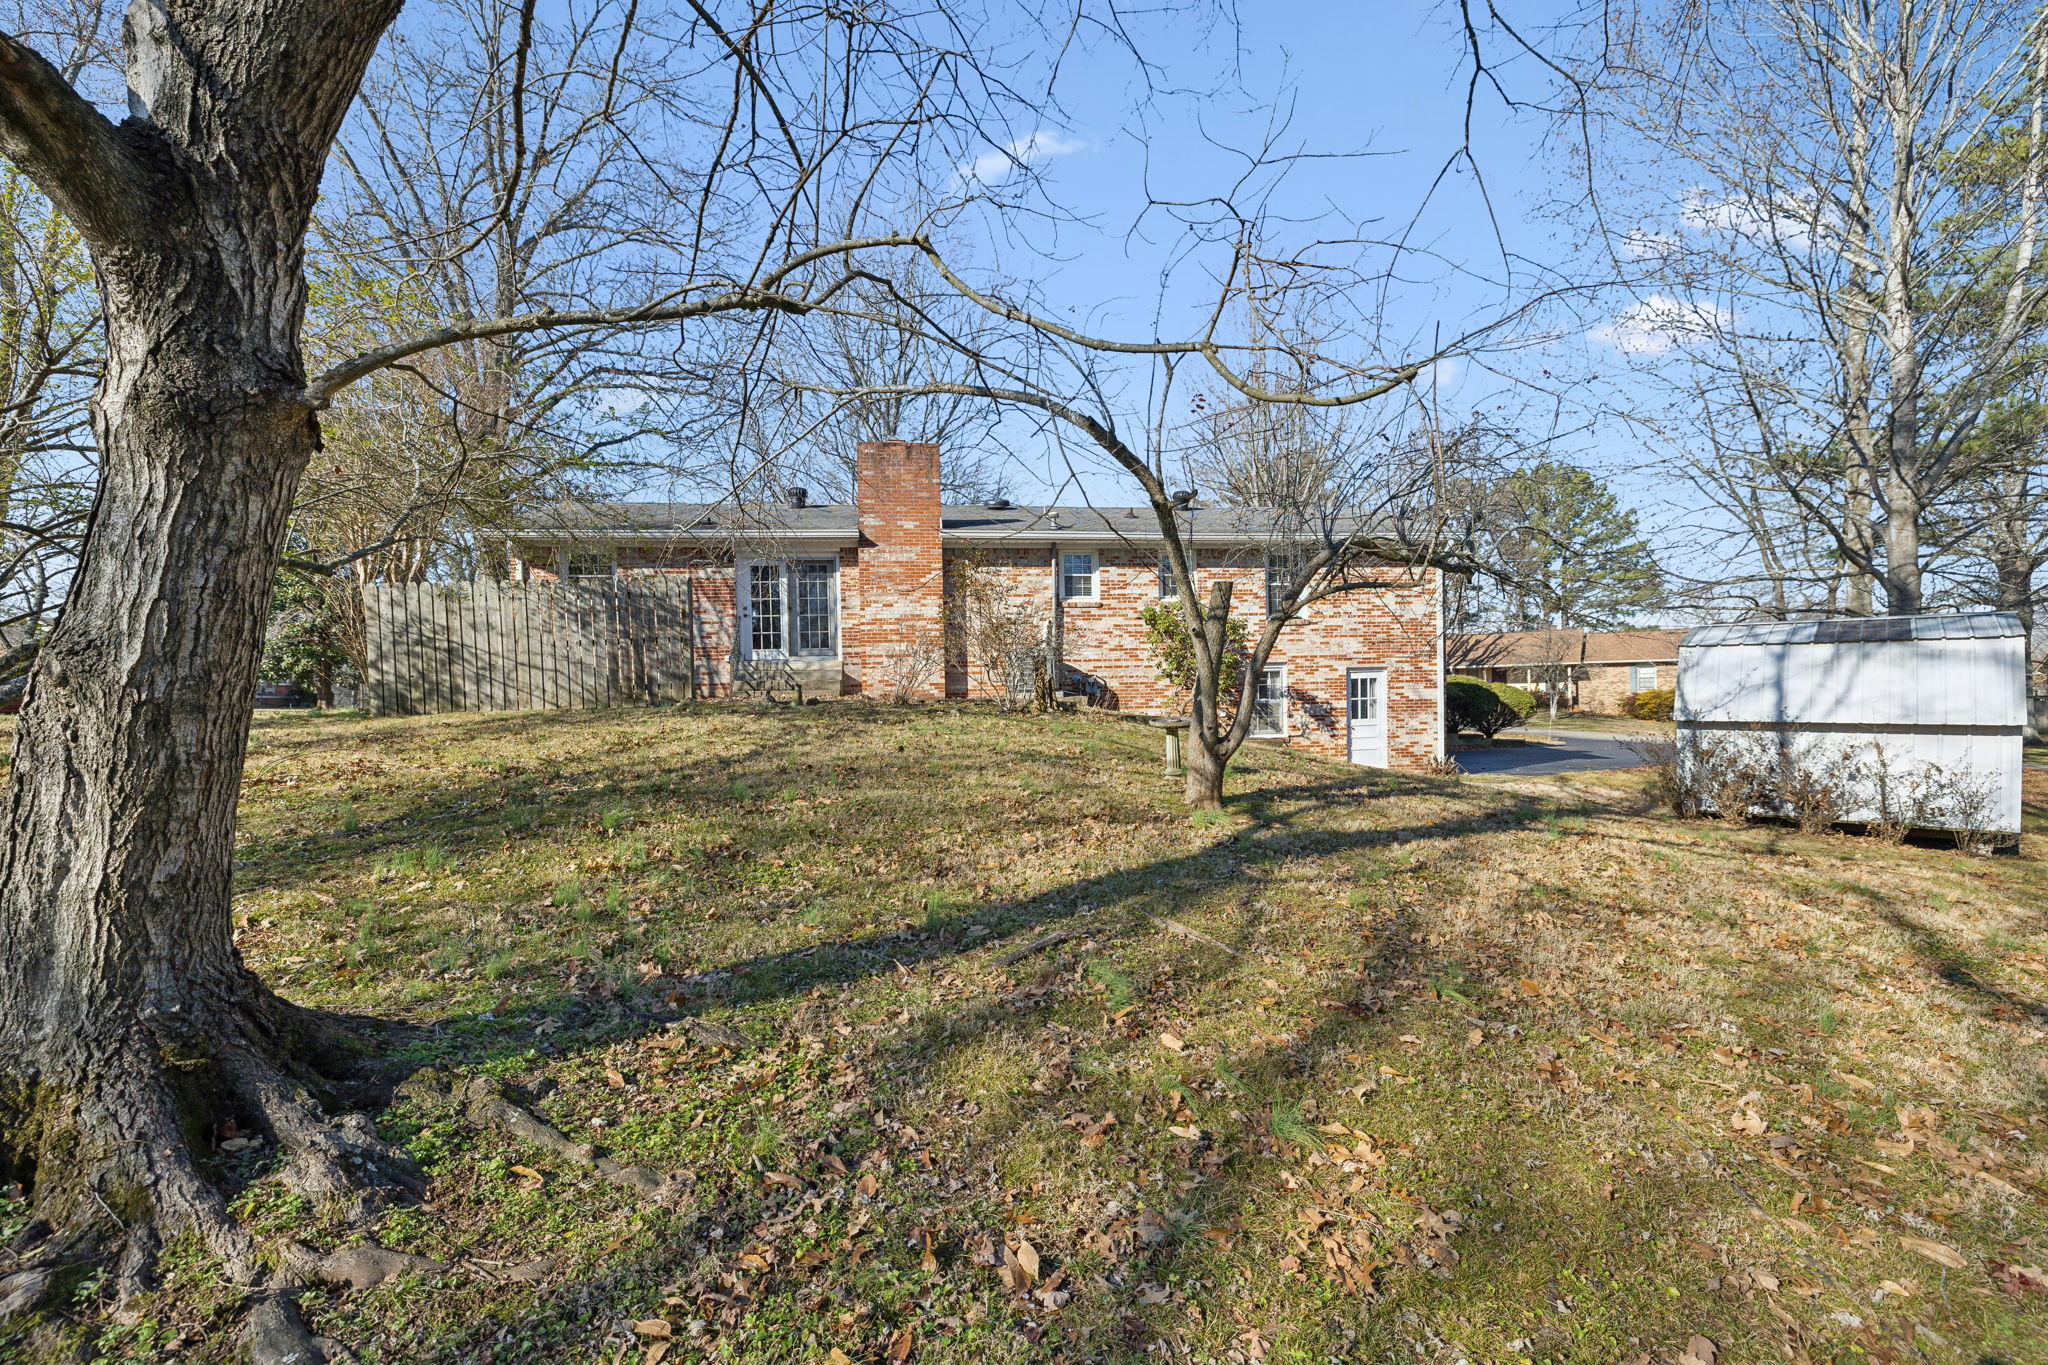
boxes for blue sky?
[938,1,1598,497]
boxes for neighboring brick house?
[509,441,1445,769]
[1447,627,1686,714]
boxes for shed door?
[1347,669,1387,766]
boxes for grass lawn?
[1515,714,1677,737]
[11,703,2045,1365]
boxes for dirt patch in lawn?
[9,703,2044,1364]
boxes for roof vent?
[785,486,810,508]
[987,496,1013,510]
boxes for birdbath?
[1149,715,1193,778]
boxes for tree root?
[242,1292,339,1365]
[457,1076,682,1202]
[216,1034,422,1221]
[6,1023,680,1360]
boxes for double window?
[1059,552,1097,601]
[1629,663,1657,692]
[744,560,837,657]
[565,549,617,579]
[1249,665,1287,737]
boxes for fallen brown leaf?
[1673,1335,1718,1365]
[1899,1236,1967,1270]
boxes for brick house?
[508,441,1445,769]
[1447,627,1686,713]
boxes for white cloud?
[1679,187,1835,252]
[1587,295,1733,356]
[958,129,1084,185]
[1425,356,1464,390]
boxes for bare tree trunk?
[0,2,411,1295]
[1183,733,1227,808]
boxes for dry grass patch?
[6,703,2044,1365]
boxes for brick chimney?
[849,441,945,698]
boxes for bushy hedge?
[1623,687,1675,721]
[1446,674,1537,738]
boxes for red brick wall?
[944,544,1442,769]
[1577,660,1675,714]
[510,520,1444,768]
[846,441,946,698]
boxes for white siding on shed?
[1676,638,2025,729]
[1675,612,2025,837]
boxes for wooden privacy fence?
[364,579,695,715]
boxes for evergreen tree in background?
[1493,461,1664,629]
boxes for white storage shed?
[1675,612,2027,837]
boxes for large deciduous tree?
[0,0,1092,1341]
[0,5,419,1296]
[1577,1,2048,616]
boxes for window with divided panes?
[746,560,837,656]
[1060,553,1096,600]
[1249,665,1286,736]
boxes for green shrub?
[1623,687,1675,721]
[1446,675,1537,737]
[1139,602,1247,699]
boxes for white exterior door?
[1347,668,1387,766]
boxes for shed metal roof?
[1681,611,2024,648]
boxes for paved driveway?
[1452,728,1651,777]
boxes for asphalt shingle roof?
[1447,628,1687,668]
[513,500,1395,546]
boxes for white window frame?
[1059,551,1097,602]
[1628,663,1656,692]
[1249,663,1287,737]
[738,557,840,660]
[563,548,617,579]
[1265,550,1306,616]
[1157,550,1179,599]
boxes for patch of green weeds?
[1427,962,1474,1005]
[380,845,454,877]
[1085,959,1135,1010]
[1269,1101,1320,1149]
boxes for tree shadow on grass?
[342,846,1512,1362]
[281,757,2048,1363]
[318,774,1711,1364]
[335,765,1526,1074]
